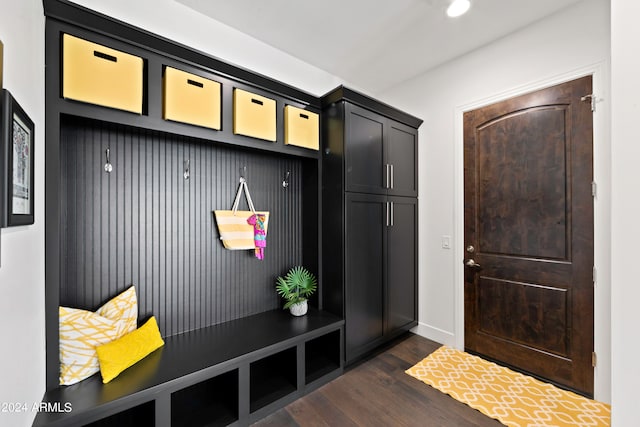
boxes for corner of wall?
[0,1,47,426]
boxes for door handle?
[390,201,394,226]
[465,259,481,268]
[390,164,394,189]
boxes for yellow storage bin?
[62,34,143,114]
[284,105,319,150]
[163,66,221,130]
[233,88,276,142]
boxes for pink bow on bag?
[247,213,267,260]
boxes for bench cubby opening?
[171,369,239,427]
[84,400,155,427]
[305,329,342,385]
[249,347,298,413]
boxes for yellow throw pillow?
[96,316,165,384]
[59,286,138,385]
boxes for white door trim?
[452,61,610,401]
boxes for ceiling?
[176,0,584,94]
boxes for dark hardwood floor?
[252,333,503,427]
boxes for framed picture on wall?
[1,89,35,227]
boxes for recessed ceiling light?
[447,0,471,18]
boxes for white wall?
[378,0,612,402]
[68,0,346,97]
[610,0,640,425]
[0,1,46,426]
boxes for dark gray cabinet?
[343,193,418,362]
[386,196,418,333]
[387,122,419,197]
[344,105,385,195]
[345,193,386,360]
[322,87,422,364]
[344,103,418,198]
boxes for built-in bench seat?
[33,308,344,427]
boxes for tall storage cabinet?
[342,103,418,198]
[322,87,422,364]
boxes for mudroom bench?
[33,309,343,427]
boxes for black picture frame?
[1,89,35,227]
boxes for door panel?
[387,197,417,332]
[464,76,594,395]
[345,104,385,195]
[478,278,569,357]
[345,193,386,362]
[477,107,569,260]
[387,123,418,197]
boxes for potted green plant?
[275,266,317,316]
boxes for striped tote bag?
[214,178,269,250]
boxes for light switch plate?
[442,235,451,249]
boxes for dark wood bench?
[33,308,344,427]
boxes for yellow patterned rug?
[406,346,610,427]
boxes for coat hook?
[282,171,290,188]
[104,148,113,173]
[184,159,190,180]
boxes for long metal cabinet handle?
[390,164,394,189]
[384,164,390,189]
[386,201,390,227]
[390,202,394,226]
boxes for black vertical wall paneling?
[60,116,304,337]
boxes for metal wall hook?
[184,159,190,180]
[104,148,113,173]
[282,171,290,188]
[239,166,247,183]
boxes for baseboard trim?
[411,322,456,347]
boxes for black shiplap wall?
[59,116,305,337]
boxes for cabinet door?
[386,197,417,334]
[345,104,386,195]
[345,193,386,362]
[387,121,418,198]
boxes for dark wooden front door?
[463,76,594,396]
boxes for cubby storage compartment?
[171,370,238,427]
[233,88,277,141]
[305,330,342,385]
[62,33,144,114]
[163,66,221,130]
[84,401,154,427]
[284,105,319,150]
[250,347,297,413]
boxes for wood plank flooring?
[252,333,503,426]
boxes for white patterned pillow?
[96,286,138,336]
[59,286,138,385]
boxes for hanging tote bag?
[214,178,269,256]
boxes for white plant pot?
[289,300,308,316]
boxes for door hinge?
[581,94,596,112]
[591,181,597,198]
[592,351,597,367]
[593,266,597,284]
